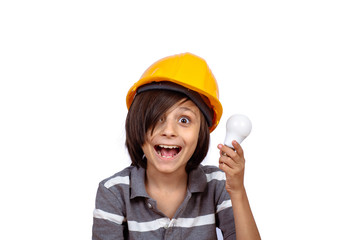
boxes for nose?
[160,119,177,138]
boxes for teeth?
[156,145,181,158]
[158,145,179,149]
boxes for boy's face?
[142,99,201,175]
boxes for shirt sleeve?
[92,183,127,240]
[215,180,236,240]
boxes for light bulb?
[224,114,252,148]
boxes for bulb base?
[224,136,245,147]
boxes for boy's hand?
[218,140,246,196]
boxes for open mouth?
[154,145,182,159]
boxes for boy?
[92,53,260,239]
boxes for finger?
[217,144,237,159]
[219,155,236,169]
[232,140,244,158]
[219,143,243,165]
[219,159,233,173]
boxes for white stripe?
[104,176,129,188]
[175,214,215,228]
[128,218,169,232]
[93,209,125,225]
[206,171,226,182]
[216,200,232,213]
[128,214,215,232]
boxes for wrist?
[228,187,247,199]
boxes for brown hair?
[125,89,210,173]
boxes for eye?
[179,117,190,124]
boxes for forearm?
[230,189,261,240]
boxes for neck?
[145,168,188,192]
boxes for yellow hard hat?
[126,52,223,132]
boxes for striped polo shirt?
[92,165,236,239]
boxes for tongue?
[160,148,178,157]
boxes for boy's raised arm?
[218,141,261,240]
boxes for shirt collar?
[187,165,207,193]
[130,166,149,199]
[129,165,207,199]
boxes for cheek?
[185,131,200,152]
[141,141,153,156]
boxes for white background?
[1,1,359,239]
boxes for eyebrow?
[178,106,197,115]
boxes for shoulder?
[199,165,226,182]
[96,166,136,199]
[199,165,228,200]
[199,164,223,173]
[94,166,141,208]
[188,165,227,195]
[99,166,134,187]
